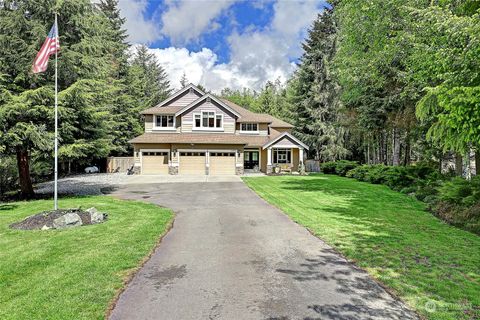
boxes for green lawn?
[243,174,480,320]
[0,196,173,320]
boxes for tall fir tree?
[128,45,171,109]
[290,7,347,160]
[0,0,123,197]
[180,72,188,88]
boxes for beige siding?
[274,136,301,148]
[224,122,235,134]
[165,91,202,107]
[181,122,193,133]
[145,115,153,133]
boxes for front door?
[244,151,259,169]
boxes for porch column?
[299,148,304,163]
[267,147,273,174]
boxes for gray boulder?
[86,207,106,224]
[53,212,82,229]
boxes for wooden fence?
[106,157,134,173]
[305,159,320,172]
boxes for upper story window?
[155,115,174,128]
[241,123,258,132]
[194,111,223,129]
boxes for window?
[241,123,258,132]
[273,149,291,164]
[143,152,168,156]
[201,111,215,127]
[193,112,223,129]
[155,115,174,128]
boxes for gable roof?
[262,132,309,150]
[174,93,241,118]
[220,99,294,128]
[141,84,204,114]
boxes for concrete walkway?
[109,180,418,320]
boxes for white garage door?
[210,152,236,175]
[179,152,206,175]
[142,151,169,174]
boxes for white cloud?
[160,0,236,45]
[118,0,160,43]
[133,0,324,92]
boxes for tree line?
[222,0,480,176]
[1,0,479,198]
[0,0,171,197]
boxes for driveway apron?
[109,180,418,320]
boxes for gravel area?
[35,173,130,196]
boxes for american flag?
[32,22,60,74]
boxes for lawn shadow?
[0,203,18,211]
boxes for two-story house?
[130,84,308,175]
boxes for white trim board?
[175,93,241,118]
[262,132,309,150]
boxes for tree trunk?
[16,148,34,198]
[403,137,410,166]
[392,128,401,166]
[475,151,480,176]
[455,153,463,176]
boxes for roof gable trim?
[175,93,241,117]
[154,83,205,109]
[262,132,309,150]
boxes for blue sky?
[118,0,327,92]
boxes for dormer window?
[241,123,258,132]
[155,115,174,128]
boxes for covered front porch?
[258,132,309,174]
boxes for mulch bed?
[10,208,93,230]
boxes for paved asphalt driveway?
[109,179,418,320]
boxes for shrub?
[438,177,480,206]
[320,161,337,174]
[346,165,371,180]
[334,160,359,176]
[320,160,358,176]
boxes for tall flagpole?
[54,12,58,211]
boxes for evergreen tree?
[0,0,123,197]
[180,72,188,88]
[220,88,258,110]
[97,0,129,77]
[290,8,347,160]
[128,45,171,109]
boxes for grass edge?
[104,199,176,319]
[241,177,426,320]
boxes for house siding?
[272,136,300,148]
[145,115,153,133]
[166,90,202,107]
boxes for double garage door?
[178,151,236,175]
